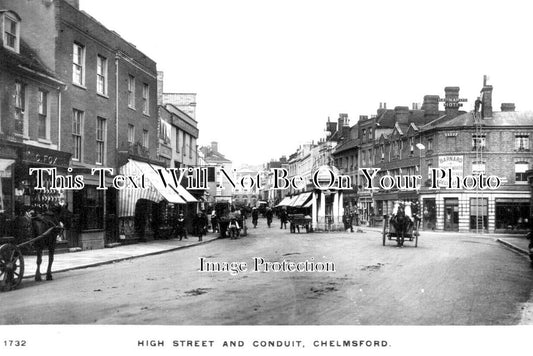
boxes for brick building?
[1,0,161,248]
[418,85,532,233]
[0,8,71,241]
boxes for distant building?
[157,71,196,119]
[200,142,233,204]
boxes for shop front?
[0,141,71,244]
[117,159,197,241]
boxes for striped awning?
[303,199,313,208]
[290,192,312,208]
[276,197,292,207]
[118,159,189,218]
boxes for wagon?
[0,225,56,292]
[288,214,312,233]
[382,202,419,247]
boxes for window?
[142,83,149,115]
[72,109,83,161]
[142,129,149,148]
[96,117,106,165]
[159,119,170,144]
[72,43,85,86]
[409,137,414,155]
[128,124,135,143]
[175,131,180,153]
[427,138,433,151]
[38,90,48,139]
[14,81,25,135]
[515,162,529,182]
[472,134,486,150]
[189,135,193,158]
[362,129,366,142]
[515,133,530,151]
[380,145,384,161]
[3,13,19,53]
[96,55,107,96]
[446,135,456,147]
[128,75,135,108]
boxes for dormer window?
[2,11,20,53]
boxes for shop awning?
[276,197,292,207]
[118,159,188,218]
[134,160,186,204]
[290,192,312,208]
[150,163,197,203]
[303,199,313,208]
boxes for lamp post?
[416,142,425,228]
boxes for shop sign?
[23,147,70,167]
[437,155,463,187]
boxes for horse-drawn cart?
[382,201,419,247]
[1,218,63,292]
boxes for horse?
[15,205,66,282]
[389,202,413,247]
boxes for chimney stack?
[444,86,460,118]
[481,85,493,118]
[211,141,218,153]
[377,102,387,116]
[394,106,410,124]
[501,103,515,112]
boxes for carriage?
[382,201,419,247]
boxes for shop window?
[469,198,488,230]
[73,186,104,230]
[0,160,14,237]
[495,199,530,230]
[515,162,529,182]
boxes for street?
[1,218,532,325]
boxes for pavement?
[20,226,532,280]
[21,233,219,279]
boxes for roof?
[425,111,533,130]
[0,39,58,81]
[332,138,357,155]
[376,110,396,128]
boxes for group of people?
[173,211,209,242]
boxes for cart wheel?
[0,243,25,292]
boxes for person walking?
[251,207,259,228]
[280,208,288,229]
[265,207,273,228]
[174,213,187,241]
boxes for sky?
[81,0,533,167]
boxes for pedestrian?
[252,207,259,228]
[211,210,218,233]
[174,213,187,240]
[280,208,288,229]
[194,211,207,241]
[265,207,273,228]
